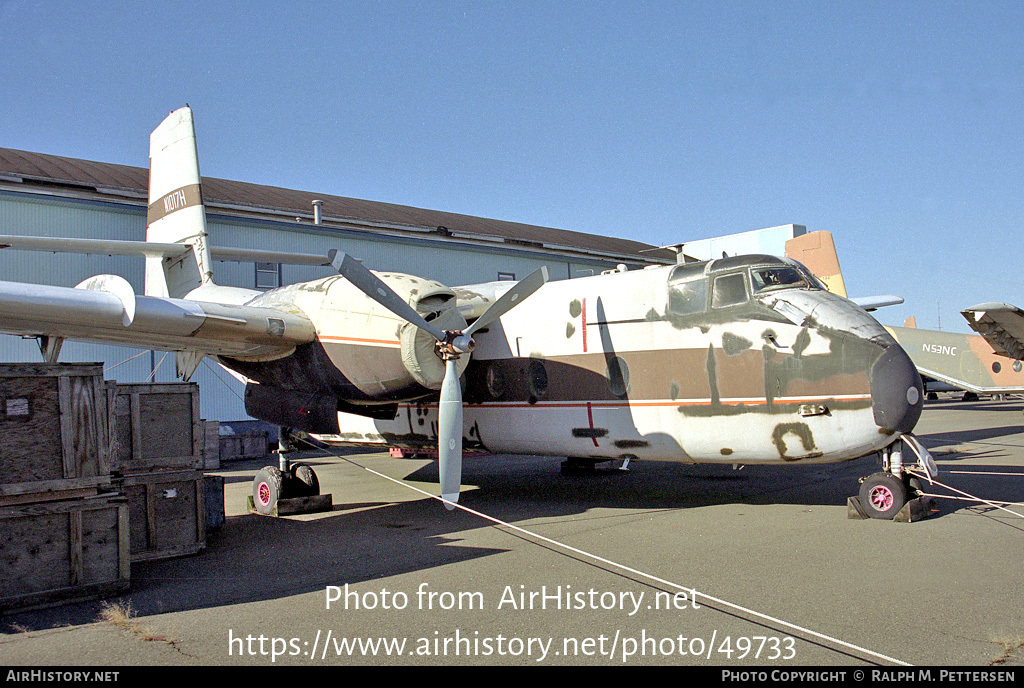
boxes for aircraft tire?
[253,466,284,515]
[859,473,907,519]
[290,463,320,497]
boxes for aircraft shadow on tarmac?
[4,444,1022,633]
[919,424,1024,449]
[1,451,878,632]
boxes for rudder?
[784,230,848,298]
[146,106,214,298]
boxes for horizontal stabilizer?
[851,294,904,311]
[0,234,188,258]
[784,230,902,310]
[210,246,332,266]
[0,234,332,266]
[962,302,1024,360]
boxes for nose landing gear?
[851,435,938,521]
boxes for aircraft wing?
[962,303,1024,360]
[0,277,316,359]
[913,367,1024,395]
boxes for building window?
[255,262,281,289]
[498,271,516,281]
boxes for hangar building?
[0,146,675,423]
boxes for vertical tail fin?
[146,106,214,298]
[784,230,848,298]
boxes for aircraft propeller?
[329,250,549,508]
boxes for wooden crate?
[0,364,115,504]
[119,470,206,562]
[220,430,269,462]
[203,420,221,470]
[0,495,130,612]
[112,383,202,473]
[204,474,225,531]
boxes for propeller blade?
[464,266,549,337]
[437,356,463,509]
[329,249,447,342]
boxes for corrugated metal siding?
[1,147,675,263]
[0,190,604,422]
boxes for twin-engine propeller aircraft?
[0,107,936,519]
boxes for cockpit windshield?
[750,266,813,294]
[667,258,825,317]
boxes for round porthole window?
[606,356,630,398]
[527,360,548,399]
[485,364,506,399]
[993,361,1002,374]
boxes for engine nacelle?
[244,382,398,434]
[244,383,341,434]
[314,271,470,398]
[226,270,470,419]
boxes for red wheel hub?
[869,485,894,511]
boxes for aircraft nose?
[869,342,924,434]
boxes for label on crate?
[5,398,29,417]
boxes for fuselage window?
[712,273,748,308]
[668,276,708,315]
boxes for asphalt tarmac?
[1,398,1023,667]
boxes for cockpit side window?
[669,276,708,315]
[667,264,708,315]
[750,266,809,294]
[711,272,748,308]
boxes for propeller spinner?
[329,250,549,508]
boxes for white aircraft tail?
[146,106,214,298]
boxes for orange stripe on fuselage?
[401,394,871,411]
[320,335,401,347]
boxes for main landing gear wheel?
[858,472,908,519]
[290,462,320,497]
[253,466,284,515]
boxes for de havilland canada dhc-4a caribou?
[0,107,938,520]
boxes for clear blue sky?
[2,1,1021,334]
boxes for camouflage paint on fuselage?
[320,255,923,466]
